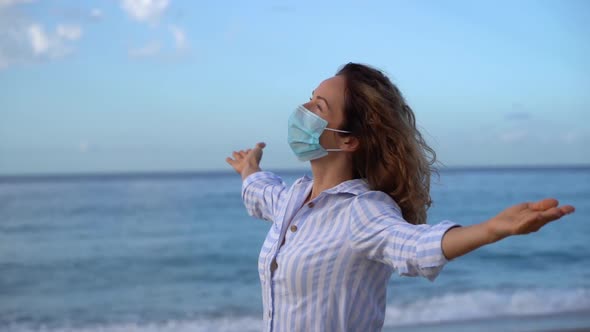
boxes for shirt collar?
[296,175,370,196]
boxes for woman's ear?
[342,136,359,152]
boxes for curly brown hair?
[336,63,439,225]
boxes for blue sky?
[0,0,588,175]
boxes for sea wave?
[3,288,590,331]
[2,317,264,332]
[383,288,590,326]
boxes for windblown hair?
[336,63,438,225]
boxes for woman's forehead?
[315,76,345,110]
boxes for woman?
[225,63,575,332]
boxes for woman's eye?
[309,97,322,111]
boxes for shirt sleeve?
[348,192,461,281]
[241,171,288,222]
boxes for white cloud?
[129,40,161,57]
[121,0,169,22]
[56,24,82,41]
[121,2,192,61]
[26,23,82,58]
[27,24,49,55]
[128,26,191,59]
[169,24,187,50]
[90,8,103,19]
[0,7,83,70]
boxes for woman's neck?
[307,156,354,202]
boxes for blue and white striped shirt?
[242,171,459,332]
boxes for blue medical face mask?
[288,105,352,161]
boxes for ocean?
[1,167,589,332]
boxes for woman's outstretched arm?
[226,142,289,222]
[441,198,576,260]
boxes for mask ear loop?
[324,128,351,134]
[323,128,352,151]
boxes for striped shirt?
[242,171,459,332]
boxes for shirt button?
[307,202,315,208]
[290,225,298,232]
[268,310,272,318]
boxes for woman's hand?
[485,198,575,242]
[442,198,575,260]
[225,142,266,179]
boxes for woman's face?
[302,75,348,151]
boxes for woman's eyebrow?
[312,90,331,110]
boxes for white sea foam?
[383,288,590,327]
[4,288,590,332]
[4,316,263,332]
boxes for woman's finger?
[527,207,565,231]
[528,198,559,211]
[559,205,576,215]
[225,157,235,165]
[544,206,567,219]
[232,151,241,159]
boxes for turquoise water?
[1,167,589,331]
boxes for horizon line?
[1,163,589,182]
